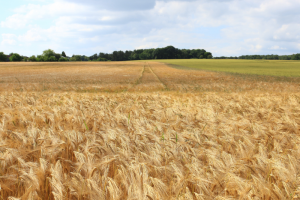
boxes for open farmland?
[1,61,300,93]
[0,61,300,200]
[159,59,300,77]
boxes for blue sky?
[1,0,300,57]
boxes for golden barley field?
[0,61,300,200]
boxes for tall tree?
[92,54,98,60]
[9,53,22,62]
[55,54,61,60]
[0,52,7,62]
[62,51,66,57]
[28,55,37,62]
[291,54,300,60]
[42,49,56,57]
[62,46,214,62]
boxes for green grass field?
[158,59,300,77]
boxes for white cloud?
[18,28,47,42]
[270,45,287,50]
[62,0,156,11]
[1,0,300,56]
[1,34,17,45]
[1,14,28,29]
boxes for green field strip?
[157,59,300,77]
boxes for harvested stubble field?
[0,61,300,200]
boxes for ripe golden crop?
[0,61,299,199]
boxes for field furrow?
[148,63,168,90]
[130,64,165,91]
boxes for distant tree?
[59,57,68,62]
[112,51,118,61]
[165,46,177,59]
[97,57,107,61]
[143,49,154,59]
[92,53,98,60]
[70,55,81,61]
[181,49,189,59]
[189,49,198,58]
[131,53,140,60]
[81,56,89,61]
[291,54,300,60]
[89,46,213,61]
[203,52,209,59]
[0,52,7,62]
[23,57,28,62]
[42,49,56,57]
[139,52,151,60]
[28,55,37,62]
[40,49,57,61]
[54,54,61,61]
[62,51,66,57]
[48,56,57,62]
[124,51,132,60]
[9,53,22,62]
[279,55,289,60]
[238,54,299,60]
[36,55,44,62]
[204,52,212,59]
[75,55,82,61]
[99,52,105,58]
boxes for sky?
[1,0,300,57]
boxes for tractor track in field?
[147,63,168,90]
[129,63,166,91]
[135,64,145,85]
[127,64,145,91]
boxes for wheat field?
[159,59,300,77]
[0,61,300,199]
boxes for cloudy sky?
[1,0,300,57]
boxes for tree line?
[0,46,213,62]
[3,47,299,62]
[214,54,300,60]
